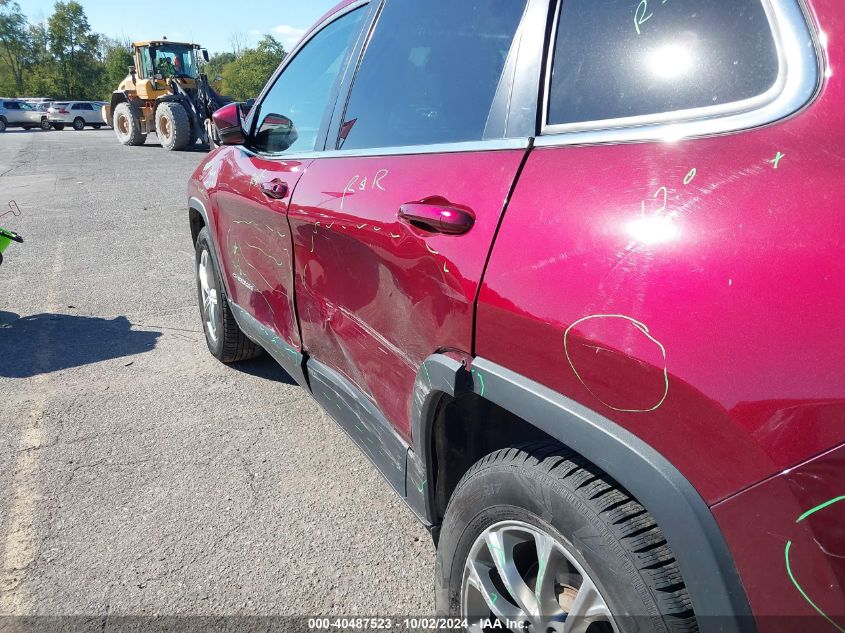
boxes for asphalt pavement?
[0,129,433,629]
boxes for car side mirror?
[202,49,210,62]
[212,102,246,145]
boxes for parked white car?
[0,99,51,132]
[47,101,109,130]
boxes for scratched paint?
[784,496,845,633]
[564,314,669,413]
[768,151,786,169]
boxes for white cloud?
[273,24,307,49]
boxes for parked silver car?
[0,100,51,132]
[47,101,108,130]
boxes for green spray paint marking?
[472,369,485,397]
[535,553,546,599]
[490,592,498,605]
[796,495,845,524]
[784,496,845,633]
[769,151,786,169]
[422,363,432,386]
[487,541,506,569]
[417,479,427,493]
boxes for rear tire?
[113,101,146,146]
[92,124,102,130]
[21,125,32,131]
[51,123,65,130]
[72,117,85,131]
[0,117,6,132]
[195,227,262,363]
[436,443,699,633]
[156,102,192,151]
[40,118,51,131]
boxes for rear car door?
[208,4,369,374]
[286,0,540,452]
[18,102,40,125]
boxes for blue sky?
[20,0,339,54]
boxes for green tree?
[0,0,31,94]
[100,37,132,97]
[220,35,286,101]
[48,0,101,99]
[204,51,235,82]
[24,21,60,97]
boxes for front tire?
[436,443,698,633]
[72,117,85,131]
[113,101,146,146]
[92,124,102,130]
[0,117,6,132]
[156,102,191,151]
[40,117,51,131]
[195,227,261,363]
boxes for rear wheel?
[156,102,192,151]
[195,227,262,363]
[40,117,51,131]
[436,443,699,633]
[113,101,146,146]
[0,117,6,132]
[72,117,85,131]
[92,124,102,130]
[51,123,65,130]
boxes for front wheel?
[72,117,85,131]
[436,443,698,633]
[92,124,102,130]
[195,227,261,363]
[40,118,51,131]
[113,101,146,146]
[156,102,192,151]
[0,117,6,132]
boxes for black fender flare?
[408,353,754,633]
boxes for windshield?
[150,44,198,79]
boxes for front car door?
[205,2,370,383]
[286,0,544,498]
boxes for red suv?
[188,0,843,630]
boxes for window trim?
[328,0,533,153]
[243,0,373,157]
[537,0,821,146]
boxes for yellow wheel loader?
[103,40,227,151]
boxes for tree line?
[0,0,286,102]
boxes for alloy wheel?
[461,520,617,633]
[198,249,220,344]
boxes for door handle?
[398,199,475,235]
[260,178,289,200]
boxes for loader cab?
[133,41,202,100]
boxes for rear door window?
[336,0,528,150]
[547,0,780,127]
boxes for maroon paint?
[477,3,845,504]
[288,151,525,439]
[712,442,845,632]
[191,146,310,351]
[187,0,845,625]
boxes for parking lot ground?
[0,129,433,624]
